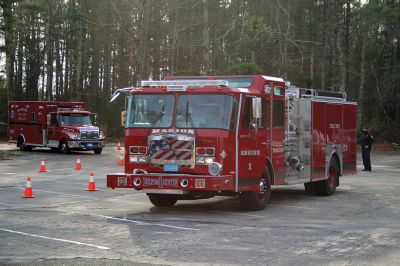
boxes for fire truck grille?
[81,131,99,140]
[149,137,194,165]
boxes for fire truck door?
[270,85,286,183]
[47,113,61,147]
[238,96,269,191]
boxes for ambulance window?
[274,86,283,96]
[273,100,284,128]
[31,113,35,121]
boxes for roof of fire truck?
[110,75,350,103]
[126,75,285,95]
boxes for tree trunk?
[203,0,210,74]
[358,29,367,122]
[2,0,16,101]
[45,1,54,100]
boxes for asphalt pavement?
[0,143,399,265]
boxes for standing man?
[360,127,374,171]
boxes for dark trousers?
[362,148,371,170]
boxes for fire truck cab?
[8,101,105,154]
[107,75,357,210]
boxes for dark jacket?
[361,131,374,151]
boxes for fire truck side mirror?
[121,111,127,127]
[92,114,98,125]
[46,114,51,125]
[252,97,262,120]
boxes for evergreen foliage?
[0,0,399,141]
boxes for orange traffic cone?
[117,142,122,150]
[119,153,124,166]
[75,156,82,170]
[23,177,35,198]
[86,172,98,191]
[39,158,47,172]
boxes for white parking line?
[57,209,200,231]
[0,228,110,250]
[15,187,99,199]
[0,199,94,210]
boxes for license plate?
[143,177,179,188]
[164,164,178,172]
[87,143,93,148]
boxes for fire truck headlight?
[130,156,138,163]
[208,162,222,176]
[68,133,80,140]
[99,131,105,139]
[196,157,205,164]
[196,157,215,165]
[138,156,147,163]
[130,155,147,163]
[204,157,214,164]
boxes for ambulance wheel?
[239,167,272,211]
[147,194,178,207]
[316,159,338,196]
[93,148,102,154]
[60,140,70,154]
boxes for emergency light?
[141,80,229,88]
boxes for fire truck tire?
[147,194,178,207]
[60,140,70,154]
[239,167,272,211]
[315,158,338,196]
[93,148,102,154]
[304,182,317,195]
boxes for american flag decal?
[149,136,194,165]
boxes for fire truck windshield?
[126,94,237,130]
[175,94,237,130]
[60,114,92,126]
[126,95,175,128]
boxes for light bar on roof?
[141,80,229,88]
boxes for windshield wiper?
[156,101,165,124]
[185,101,194,127]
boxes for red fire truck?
[107,75,357,210]
[8,101,105,154]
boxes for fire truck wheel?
[304,182,317,195]
[316,159,338,196]
[60,140,70,154]
[147,194,178,207]
[239,167,272,211]
[93,148,102,154]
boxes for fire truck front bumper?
[107,173,235,192]
[68,140,105,150]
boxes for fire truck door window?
[273,100,284,128]
[50,113,59,126]
[242,97,265,129]
[266,100,270,128]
